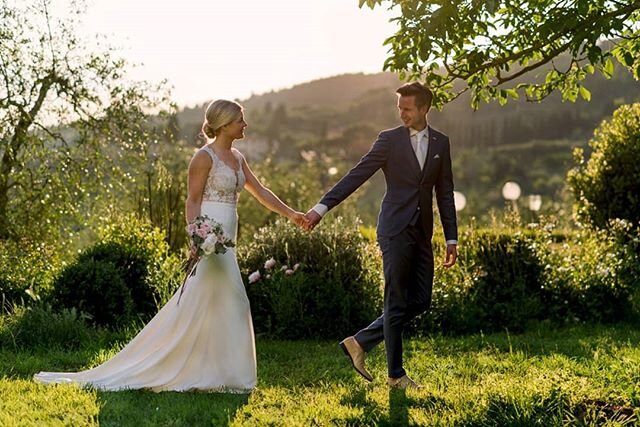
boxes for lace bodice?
[201,146,246,204]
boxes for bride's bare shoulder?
[189,148,213,171]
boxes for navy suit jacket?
[319,125,457,241]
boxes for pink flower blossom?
[248,270,261,284]
[196,228,209,239]
[264,258,276,270]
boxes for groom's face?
[397,95,429,129]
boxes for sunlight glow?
[50,0,397,108]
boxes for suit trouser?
[354,221,434,378]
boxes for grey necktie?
[413,132,427,169]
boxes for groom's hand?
[289,211,310,229]
[443,244,457,268]
[303,209,322,231]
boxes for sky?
[52,0,399,108]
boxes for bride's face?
[224,113,248,140]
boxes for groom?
[304,82,458,389]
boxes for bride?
[34,99,308,392]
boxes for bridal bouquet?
[177,215,235,304]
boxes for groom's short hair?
[396,82,433,110]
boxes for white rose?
[264,258,276,270]
[201,235,217,255]
[248,270,261,284]
[285,269,294,276]
[280,265,288,272]
[293,263,300,271]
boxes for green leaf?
[603,58,614,79]
[486,0,497,14]
[579,86,591,102]
[498,90,508,105]
[623,52,635,67]
[505,88,519,100]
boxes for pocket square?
[433,154,440,159]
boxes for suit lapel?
[421,126,440,183]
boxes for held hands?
[302,209,322,232]
[289,211,311,229]
[443,244,458,268]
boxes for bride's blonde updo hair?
[201,99,243,139]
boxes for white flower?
[264,258,276,270]
[201,234,217,255]
[285,269,294,276]
[281,265,288,271]
[293,263,300,271]
[248,270,261,284]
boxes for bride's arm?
[241,156,307,227]
[185,151,212,224]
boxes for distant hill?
[241,73,402,111]
[176,66,640,150]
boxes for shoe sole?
[339,341,373,382]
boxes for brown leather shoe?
[339,336,373,382]
[388,375,423,389]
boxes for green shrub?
[52,254,136,327]
[410,228,547,335]
[98,213,183,307]
[239,216,383,339]
[0,240,63,308]
[463,229,546,332]
[50,214,182,328]
[0,304,96,351]
[568,103,640,229]
[540,221,639,324]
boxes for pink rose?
[248,270,261,284]
[264,258,276,270]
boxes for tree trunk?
[0,179,9,240]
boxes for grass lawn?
[1,324,639,426]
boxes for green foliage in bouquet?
[239,216,383,339]
[51,214,182,328]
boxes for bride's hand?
[289,211,310,228]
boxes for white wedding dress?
[34,146,256,393]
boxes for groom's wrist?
[312,204,328,217]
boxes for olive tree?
[0,0,170,241]
[360,0,640,108]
